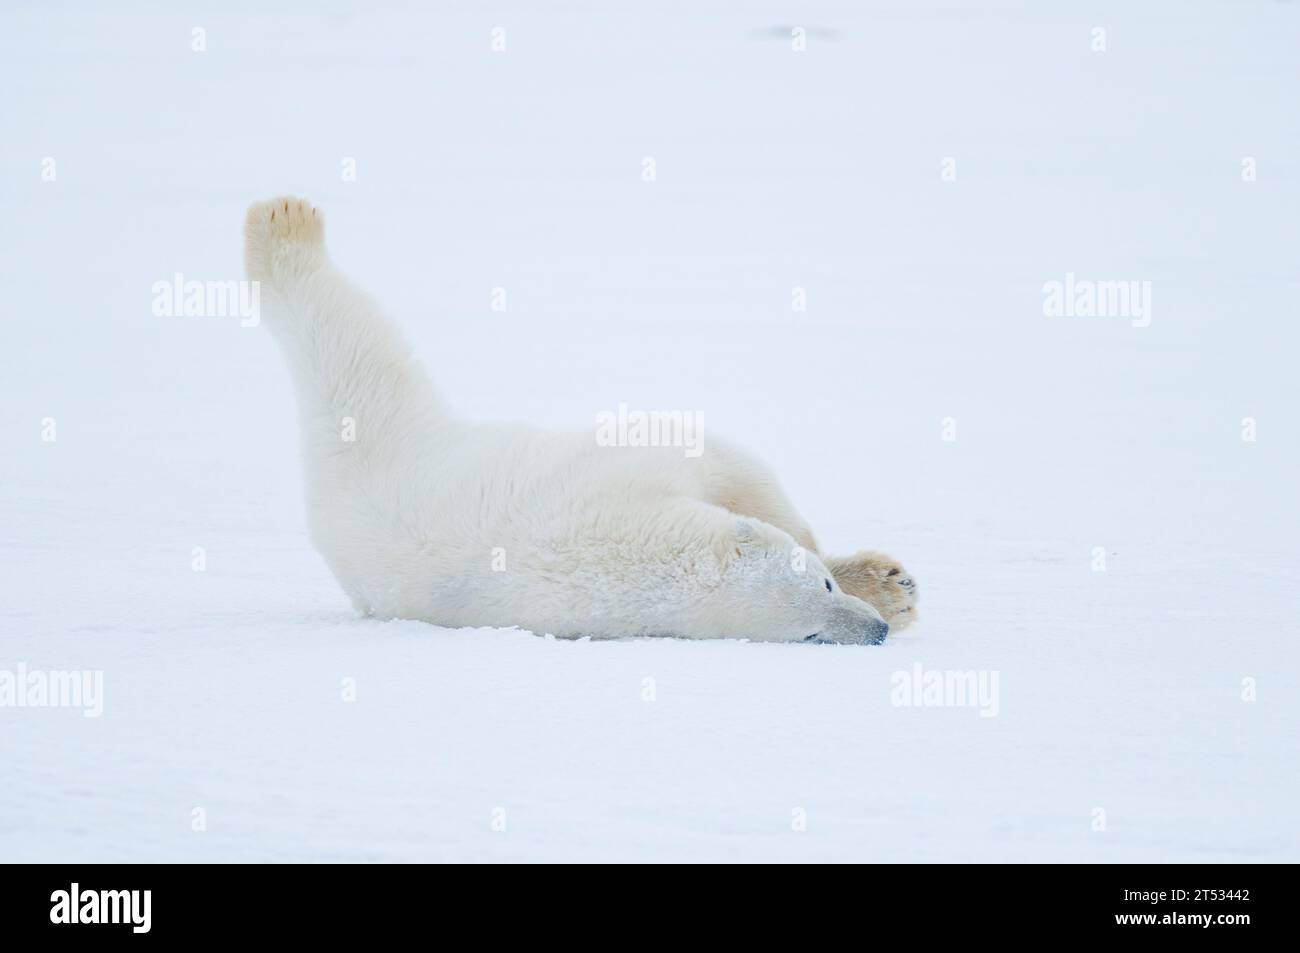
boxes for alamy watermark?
[1042,273,1151,328]
[596,403,703,458]
[891,663,999,718]
[152,273,260,327]
[0,663,103,717]
[50,884,150,933]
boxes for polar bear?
[244,197,917,644]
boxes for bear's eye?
[824,578,833,593]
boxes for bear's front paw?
[825,550,918,630]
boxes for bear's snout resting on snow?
[244,197,917,644]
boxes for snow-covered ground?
[2,0,1298,862]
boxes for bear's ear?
[733,518,762,555]
[718,517,778,567]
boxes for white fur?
[245,197,891,644]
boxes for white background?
[1,0,1297,861]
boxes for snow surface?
[2,0,1298,862]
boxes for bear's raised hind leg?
[242,196,446,444]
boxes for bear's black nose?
[863,619,889,645]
